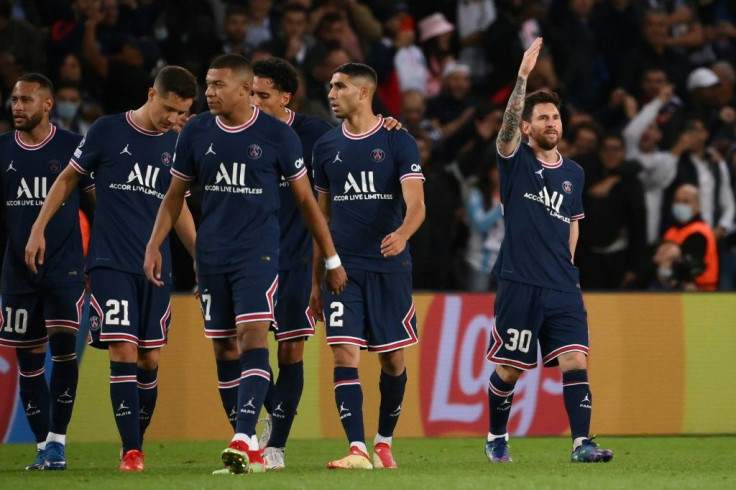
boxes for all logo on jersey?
[206,162,263,195]
[562,180,573,194]
[523,186,569,223]
[370,148,385,162]
[48,160,61,173]
[334,171,392,202]
[247,144,262,159]
[14,177,48,201]
[107,163,164,198]
[161,152,172,166]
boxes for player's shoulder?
[313,124,342,149]
[562,155,585,177]
[0,129,13,146]
[87,113,125,134]
[53,126,84,146]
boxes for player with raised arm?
[484,38,613,464]
[1,73,90,471]
[251,57,402,470]
[311,63,425,470]
[25,66,198,472]
[143,54,346,475]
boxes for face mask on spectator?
[658,266,673,280]
[672,203,694,223]
[56,101,79,120]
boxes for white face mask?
[56,101,79,120]
[658,266,673,280]
[672,203,694,224]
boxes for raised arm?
[497,37,543,157]
[144,177,189,286]
[25,165,83,273]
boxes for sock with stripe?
[216,359,240,430]
[17,351,50,444]
[137,367,158,440]
[488,370,516,437]
[333,367,365,446]
[377,368,407,440]
[268,360,304,448]
[562,369,592,441]
[235,348,271,443]
[48,333,78,436]
[263,364,275,414]
[110,361,141,453]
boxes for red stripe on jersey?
[126,111,163,136]
[216,107,259,132]
[342,116,383,140]
[15,125,56,150]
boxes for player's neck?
[19,121,52,145]
[219,104,255,127]
[343,110,379,135]
[531,143,560,164]
[130,107,156,132]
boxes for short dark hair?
[17,73,54,94]
[282,3,308,17]
[522,90,561,121]
[154,65,198,100]
[334,63,377,86]
[225,5,248,20]
[253,58,299,94]
[209,54,253,79]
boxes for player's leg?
[43,286,85,470]
[220,268,277,474]
[540,288,613,463]
[199,273,240,431]
[485,280,545,463]
[136,348,160,444]
[1,294,49,469]
[365,271,418,469]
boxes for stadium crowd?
[2,0,736,292]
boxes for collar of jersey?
[15,124,56,150]
[342,115,383,140]
[216,106,259,133]
[126,111,163,136]
[535,149,563,168]
[285,108,295,126]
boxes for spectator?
[312,10,363,62]
[262,3,317,73]
[576,133,647,289]
[456,0,496,87]
[400,88,444,154]
[457,104,503,179]
[592,0,643,91]
[220,5,250,57]
[636,67,686,149]
[50,81,91,136]
[409,134,462,290]
[662,183,719,290]
[462,160,504,292]
[623,83,694,244]
[642,240,695,290]
[568,119,602,158]
[418,12,455,98]
[245,0,277,51]
[0,0,46,73]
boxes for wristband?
[324,255,342,270]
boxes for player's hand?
[381,230,408,257]
[173,113,195,133]
[24,228,46,274]
[381,115,403,131]
[325,266,347,295]
[143,243,165,287]
[309,283,324,321]
[519,37,543,79]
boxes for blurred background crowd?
[2,0,736,292]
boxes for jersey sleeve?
[69,123,104,175]
[277,125,306,182]
[79,173,95,192]
[170,128,196,182]
[395,131,424,182]
[312,138,329,193]
[571,167,585,221]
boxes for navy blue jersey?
[0,125,88,293]
[171,108,305,274]
[70,111,177,281]
[279,110,332,270]
[492,142,585,292]
[312,117,424,273]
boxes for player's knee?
[496,364,523,384]
[137,348,160,370]
[331,344,360,368]
[236,322,269,351]
[277,340,304,364]
[557,352,587,372]
[378,350,405,375]
[212,337,238,360]
[108,341,138,362]
[48,332,77,357]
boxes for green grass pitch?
[1,437,734,489]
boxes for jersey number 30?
[504,328,532,353]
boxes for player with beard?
[484,38,614,464]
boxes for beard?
[533,131,559,151]
[14,111,43,132]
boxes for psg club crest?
[48,160,61,173]
[562,181,573,194]
[248,144,263,159]
[161,152,172,166]
[89,316,100,331]
[370,148,385,163]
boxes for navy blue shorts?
[274,262,315,341]
[0,285,85,349]
[323,269,417,352]
[198,264,278,339]
[486,279,589,370]
[88,268,171,349]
